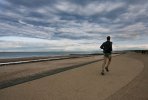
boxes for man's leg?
[101,56,107,75]
[105,55,111,71]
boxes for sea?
[0,51,99,59]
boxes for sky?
[0,0,148,52]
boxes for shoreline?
[0,53,121,63]
[0,54,96,65]
[0,53,107,66]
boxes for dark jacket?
[100,41,112,53]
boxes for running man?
[100,36,112,75]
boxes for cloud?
[116,3,148,23]
[0,36,100,52]
[114,44,148,50]
[5,0,57,8]
[0,0,148,51]
[54,1,125,16]
[118,22,146,32]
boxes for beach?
[0,53,147,100]
[0,55,103,84]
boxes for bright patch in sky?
[0,0,148,52]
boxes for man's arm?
[100,43,104,49]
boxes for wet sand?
[0,53,145,100]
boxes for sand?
[106,53,148,100]
[0,55,102,82]
[0,53,145,100]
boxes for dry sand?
[0,53,145,100]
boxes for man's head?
[107,36,110,41]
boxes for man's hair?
[107,36,110,41]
